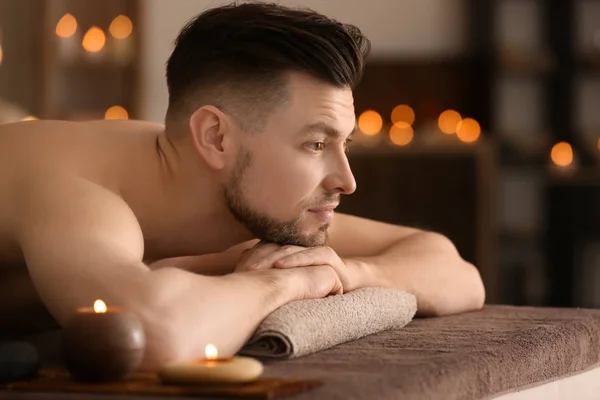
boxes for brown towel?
[239,287,417,359]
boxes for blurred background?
[1,0,600,308]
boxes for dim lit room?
[1,0,600,399]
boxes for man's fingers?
[275,246,335,268]
[249,245,307,270]
[236,242,281,271]
[276,247,353,292]
[274,251,316,268]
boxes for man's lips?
[308,204,338,222]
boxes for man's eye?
[309,142,325,151]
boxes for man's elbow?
[435,261,486,316]
[462,261,486,311]
[425,232,486,316]
[119,272,196,372]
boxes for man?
[0,3,485,370]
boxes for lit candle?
[158,344,263,385]
[55,13,80,64]
[61,299,145,382]
[108,15,134,65]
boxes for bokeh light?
[56,13,77,38]
[389,122,413,146]
[456,118,481,143]
[438,110,462,134]
[109,15,133,39]
[391,105,415,126]
[82,27,106,53]
[105,105,129,120]
[21,116,38,121]
[550,142,573,167]
[357,110,383,136]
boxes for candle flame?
[94,299,107,313]
[205,344,218,360]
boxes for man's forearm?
[344,232,485,316]
[137,267,295,370]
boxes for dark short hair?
[165,2,371,134]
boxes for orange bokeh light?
[550,142,574,167]
[456,118,481,143]
[389,122,413,146]
[391,105,415,126]
[105,106,129,120]
[438,110,462,134]
[56,13,77,38]
[82,27,106,53]
[109,15,133,39]
[358,110,383,136]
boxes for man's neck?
[122,132,253,261]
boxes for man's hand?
[235,241,359,292]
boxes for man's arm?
[148,239,259,275]
[233,213,485,317]
[151,213,485,317]
[326,213,485,316]
[14,175,340,370]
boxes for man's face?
[224,73,357,246]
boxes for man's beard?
[223,150,331,247]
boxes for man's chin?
[298,227,329,247]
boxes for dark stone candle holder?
[61,303,145,383]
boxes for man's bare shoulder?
[12,172,145,256]
[0,120,163,258]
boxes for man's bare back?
[0,120,174,335]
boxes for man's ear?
[188,105,234,170]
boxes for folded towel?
[239,287,417,359]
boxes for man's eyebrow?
[301,122,357,140]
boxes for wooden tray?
[0,369,322,399]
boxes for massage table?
[264,305,600,399]
[3,305,600,399]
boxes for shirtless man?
[0,3,485,370]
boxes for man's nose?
[324,156,357,195]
